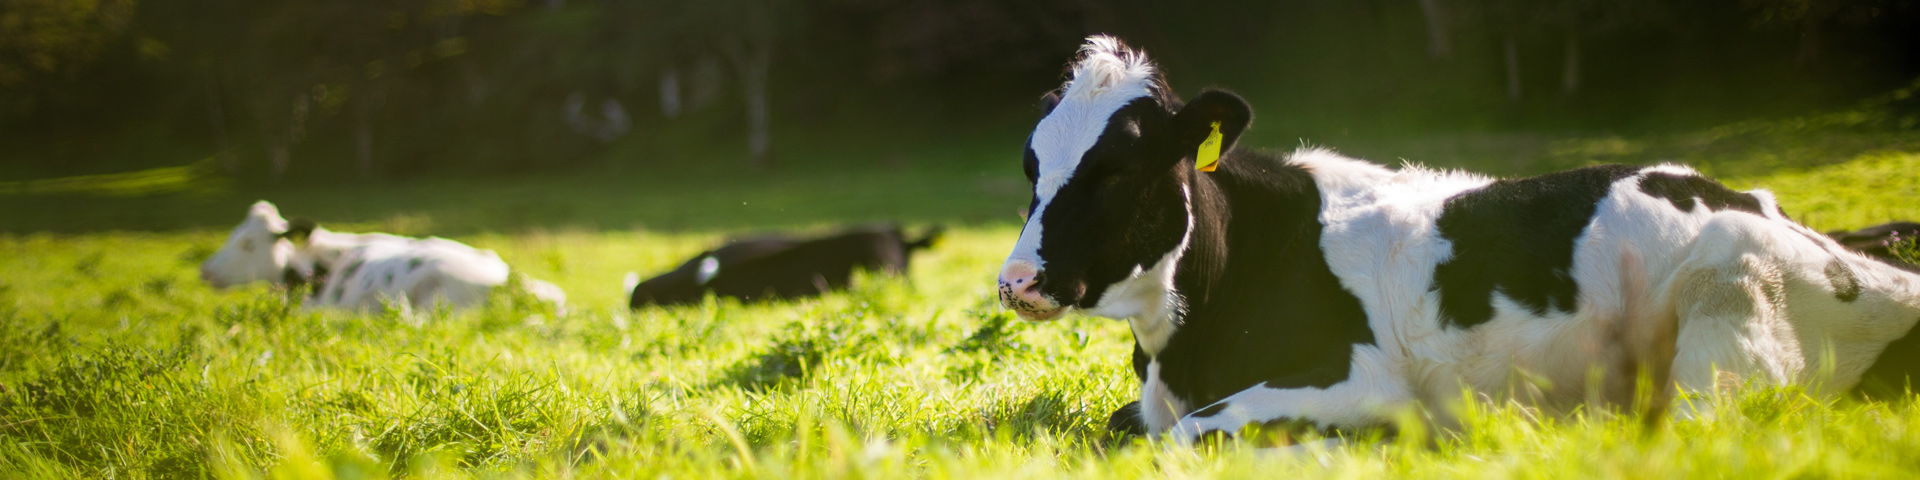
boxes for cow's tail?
[1599,246,1679,424]
[905,225,946,252]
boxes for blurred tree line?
[2,0,1917,181]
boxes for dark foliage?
[3,0,1920,181]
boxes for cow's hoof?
[1106,401,1146,438]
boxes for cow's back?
[310,238,511,311]
[708,228,908,300]
[1309,160,1804,407]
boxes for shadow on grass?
[9,90,1917,236]
[0,161,1031,235]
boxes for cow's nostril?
[1027,271,1047,292]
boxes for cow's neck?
[292,229,362,274]
[1136,152,1324,354]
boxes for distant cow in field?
[201,201,566,313]
[1828,221,1920,272]
[997,36,1920,444]
[627,224,942,308]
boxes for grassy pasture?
[5,116,1920,478]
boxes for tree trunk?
[1796,5,1827,66]
[659,68,682,119]
[725,35,773,169]
[265,93,308,183]
[1504,35,1522,102]
[267,137,290,182]
[203,73,236,175]
[354,83,382,179]
[743,45,770,168]
[1416,0,1452,59]
[1561,29,1581,95]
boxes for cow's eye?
[241,241,255,252]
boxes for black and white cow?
[201,201,567,313]
[627,224,943,307]
[997,36,1920,443]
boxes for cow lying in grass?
[996,35,1920,444]
[627,225,942,307]
[200,201,566,313]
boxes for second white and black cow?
[201,201,566,313]
[997,36,1920,443]
[627,224,942,307]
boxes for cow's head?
[200,200,314,289]
[628,255,718,308]
[997,35,1250,321]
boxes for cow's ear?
[1039,91,1061,116]
[280,218,317,244]
[1170,89,1252,166]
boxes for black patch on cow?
[1854,316,1920,399]
[280,218,318,243]
[1826,259,1862,302]
[1636,172,1764,215]
[282,267,308,291]
[1189,402,1229,418]
[1150,152,1377,411]
[1433,164,1642,329]
[1106,401,1146,437]
[1131,343,1149,381]
[327,259,363,304]
[308,263,331,297]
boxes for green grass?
[6,118,1920,478]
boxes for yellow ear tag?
[1195,121,1223,172]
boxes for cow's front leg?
[1169,346,1408,445]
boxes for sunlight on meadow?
[6,1,1920,477]
[4,136,1920,478]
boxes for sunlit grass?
[0,158,227,197]
[6,123,1920,478]
[1727,152,1920,231]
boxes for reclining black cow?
[995,35,1920,444]
[1828,221,1920,272]
[628,224,942,307]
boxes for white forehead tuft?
[1063,36,1158,102]
[1030,36,1158,195]
[1008,36,1159,267]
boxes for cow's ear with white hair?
[249,200,280,216]
[279,218,318,244]
[1170,89,1253,168]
